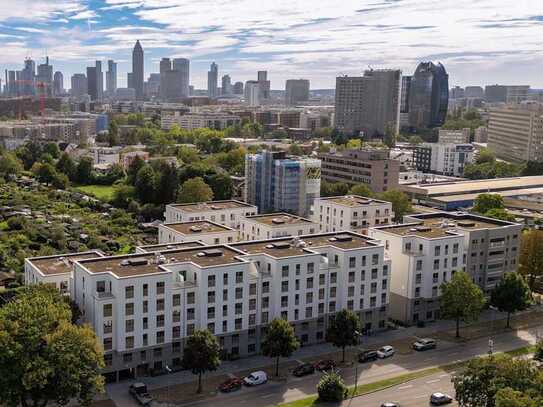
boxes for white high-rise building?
[245,81,260,106]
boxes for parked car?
[313,359,337,371]
[219,377,244,392]
[413,338,437,351]
[358,350,379,363]
[430,392,453,405]
[244,371,268,386]
[293,363,315,377]
[377,345,395,359]
[129,383,153,406]
[381,403,400,407]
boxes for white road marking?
[439,374,450,378]
[397,384,413,390]
[227,373,236,378]
[261,394,274,399]
[415,394,428,399]
[426,379,441,384]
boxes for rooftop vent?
[272,218,286,224]
[457,221,476,228]
[120,259,130,266]
[210,205,221,210]
[273,242,291,249]
[201,249,223,257]
[415,226,432,232]
[265,244,275,249]
[335,234,353,242]
[128,258,149,266]
[190,225,203,232]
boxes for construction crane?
[11,79,51,121]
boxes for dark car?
[314,359,336,371]
[358,350,379,363]
[413,338,437,351]
[293,363,315,377]
[219,377,244,393]
[430,392,453,405]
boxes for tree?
[51,172,69,189]
[154,162,179,205]
[317,371,348,402]
[321,180,350,197]
[182,330,221,394]
[409,135,423,145]
[440,271,485,338]
[473,193,504,214]
[55,152,77,181]
[349,184,374,198]
[127,156,146,185]
[107,121,120,147]
[378,190,412,222]
[0,151,23,178]
[76,157,94,185]
[134,165,157,204]
[43,142,60,159]
[453,354,541,407]
[490,273,531,328]
[495,388,541,407]
[534,339,543,361]
[476,148,496,164]
[484,208,515,222]
[518,230,543,290]
[177,145,200,164]
[288,143,304,156]
[32,162,57,185]
[0,285,104,407]
[325,309,361,362]
[177,177,213,203]
[261,319,299,378]
[207,173,233,200]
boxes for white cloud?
[0,0,87,22]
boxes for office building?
[450,86,464,99]
[21,58,36,96]
[403,212,521,293]
[400,76,411,127]
[86,61,103,101]
[312,195,394,234]
[245,81,260,106]
[53,71,63,96]
[233,82,244,95]
[245,151,321,217]
[239,213,318,241]
[408,62,448,129]
[474,126,488,143]
[257,71,270,101]
[207,62,218,98]
[334,69,401,136]
[161,112,241,131]
[158,220,238,245]
[159,58,171,100]
[70,74,87,97]
[485,85,507,103]
[318,148,400,193]
[285,79,310,106]
[438,128,470,144]
[29,230,388,379]
[221,75,232,95]
[106,60,117,95]
[506,85,530,104]
[37,57,53,96]
[413,143,474,177]
[488,105,543,162]
[164,200,257,229]
[145,73,161,98]
[464,86,484,98]
[132,41,144,99]
[173,58,190,98]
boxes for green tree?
[440,271,485,338]
[490,273,532,328]
[476,148,496,164]
[55,152,77,181]
[326,309,361,362]
[32,162,57,185]
[0,285,104,407]
[484,208,515,222]
[207,173,233,200]
[288,143,304,156]
[495,388,541,407]
[108,121,120,147]
[134,165,157,204]
[378,190,412,222]
[177,177,214,203]
[409,135,423,145]
[0,151,23,177]
[51,171,69,189]
[43,142,60,159]
[317,371,348,402]
[534,340,543,361]
[473,193,504,214]
[349,184,374,197]
[177,145,200,164]
[261,318,299,377]
[518,230,543,290]
[182,330,221,394]
[76,157,94,185]
[321,180,350,197]
[126,156,146,185]
[112,184,136,209]
[346,138,362,149]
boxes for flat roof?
[317,195,391,207]
[162,220,234,235]
[136,241,206,252]
[29,251,104,276]
[78,246,246,277]
[167,200,256,212]
[232,232,377,259]
[244,213,315,227]
[432,187,543,203]
[410,213,513,230]
[374,223,458,239]
[401,176,543,197]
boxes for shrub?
[317,371,348,402]
[535,340,543,361]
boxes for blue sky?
[1,0,543,89]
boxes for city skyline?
[0,1,542,89]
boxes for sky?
[0,0,542,90]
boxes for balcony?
[94,291,115,300]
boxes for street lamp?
[353,330,362,396]
[488,305,498,356]
[165,364,172,406]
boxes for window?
[281,281,289,292]
[156,331,165,344]
[330,287,336,297]
[236,271,243,283]
[207,291,215,303]
[281,296,288,307]
[223,273,228,285]
[208,275,216,288]
[282,265,289,278]
[371,268,378,279]
[103,321,112,334]
[207,307,215,319]
[330,272,337,284]
[103,304,112,317]
[307,262,314,273]
[434,246,441,256]
[125,303,134,316]
[305,307,313,318]
[235,318,242,330]
[349,257,356,268]
[262,296,269,309]
[348,271,355,283]
[250,283,257,295]
[453,243,459,254]
[103,338,112,351]
[416,260,423,271]
[262,281,270,293]
[156,298,164,311]
[434,258,441,270]
[187,308,195,320]
[156,314,165,327]
[372,254,379,265]
[125,319,134,332]
[348,286,355,297]
[173,310,180,323]
[143,300,148,313]
[415,274,422,284]
[156,281,165,294]
[319,274,325,285]
[125,336,134,349]
[235,287,243,299]
[187,292,195,304]
[125,286,134,299]
[143,317,148,329]
[172,326,180,338]
[235,303,243,315]
[262,312,269,323]
[172,293,181,306]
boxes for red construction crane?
[12,79,51,121]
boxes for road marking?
[414,394,427,399]
[397,384,413,390]
[439,374,450,378]
[426,379,440,384]
[227,373,236,378]
[261,394,275,399]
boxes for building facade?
[239,213,318,241]
[414,143,474,177]
[208,62,218,98]
[408,62,448,129]
[158,220,238,245]
[285,79,310,106]
[132,41,144,100]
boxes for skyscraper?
[221,74,232,95]
[53,71,63,96]
[70,73,87,97]
[86,67,97,101]
[233,81,244,94]
[408,62,449,129]
[285,79,310,106]
[400,75,412,127]
[244,81,260,106]
[172,58,190,98]
[257,70,270,100]
[21,58,35,96]
[207,62,218,98]
[159,58,171,100]
[132,40,144,99]
[37,56,53,96]
[334,69,401,136]
[106,60,117,95]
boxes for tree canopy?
[177,177,214,203]
[490,273,532,328]
[261,318,299,376]
[182,330,221,393]
[325,309,361,362]
[378,189,412,222]
[518,230,543,290]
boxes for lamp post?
[353,330,362,396]
[165,364,172,406]
[488,305,498,356]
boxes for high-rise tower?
[132,40,144,99]
[207,62,218,98]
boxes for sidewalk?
[106,305,543,405]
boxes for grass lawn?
[75,185,116,201]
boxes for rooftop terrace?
[244,213,315,227]
[168,200,255,213]
[29,251,104,276]
[136,241,206,253]
[318,195,390,207]
[162,220,234,235]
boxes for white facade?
[161,112,241,131]
[158,221,238,245]
[423,143,475,177]
[438,129,470,144]
[164,200,258,229]
[313,195,394,234]
[239,213,318,241]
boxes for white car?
[377,345,396,358]
[244,371,268,386]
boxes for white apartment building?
[135,241,206,254]
[239,213,318,241]
[313,195,394,234]
[32,231,388,381]
[25,251,104,295]
[438,128,470,144]
[403,212,521,293]
[415,143,474,177]
[164,200,258,229]
[161,112,241,131]
[370,223,466,325]
[158,220,238,245]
